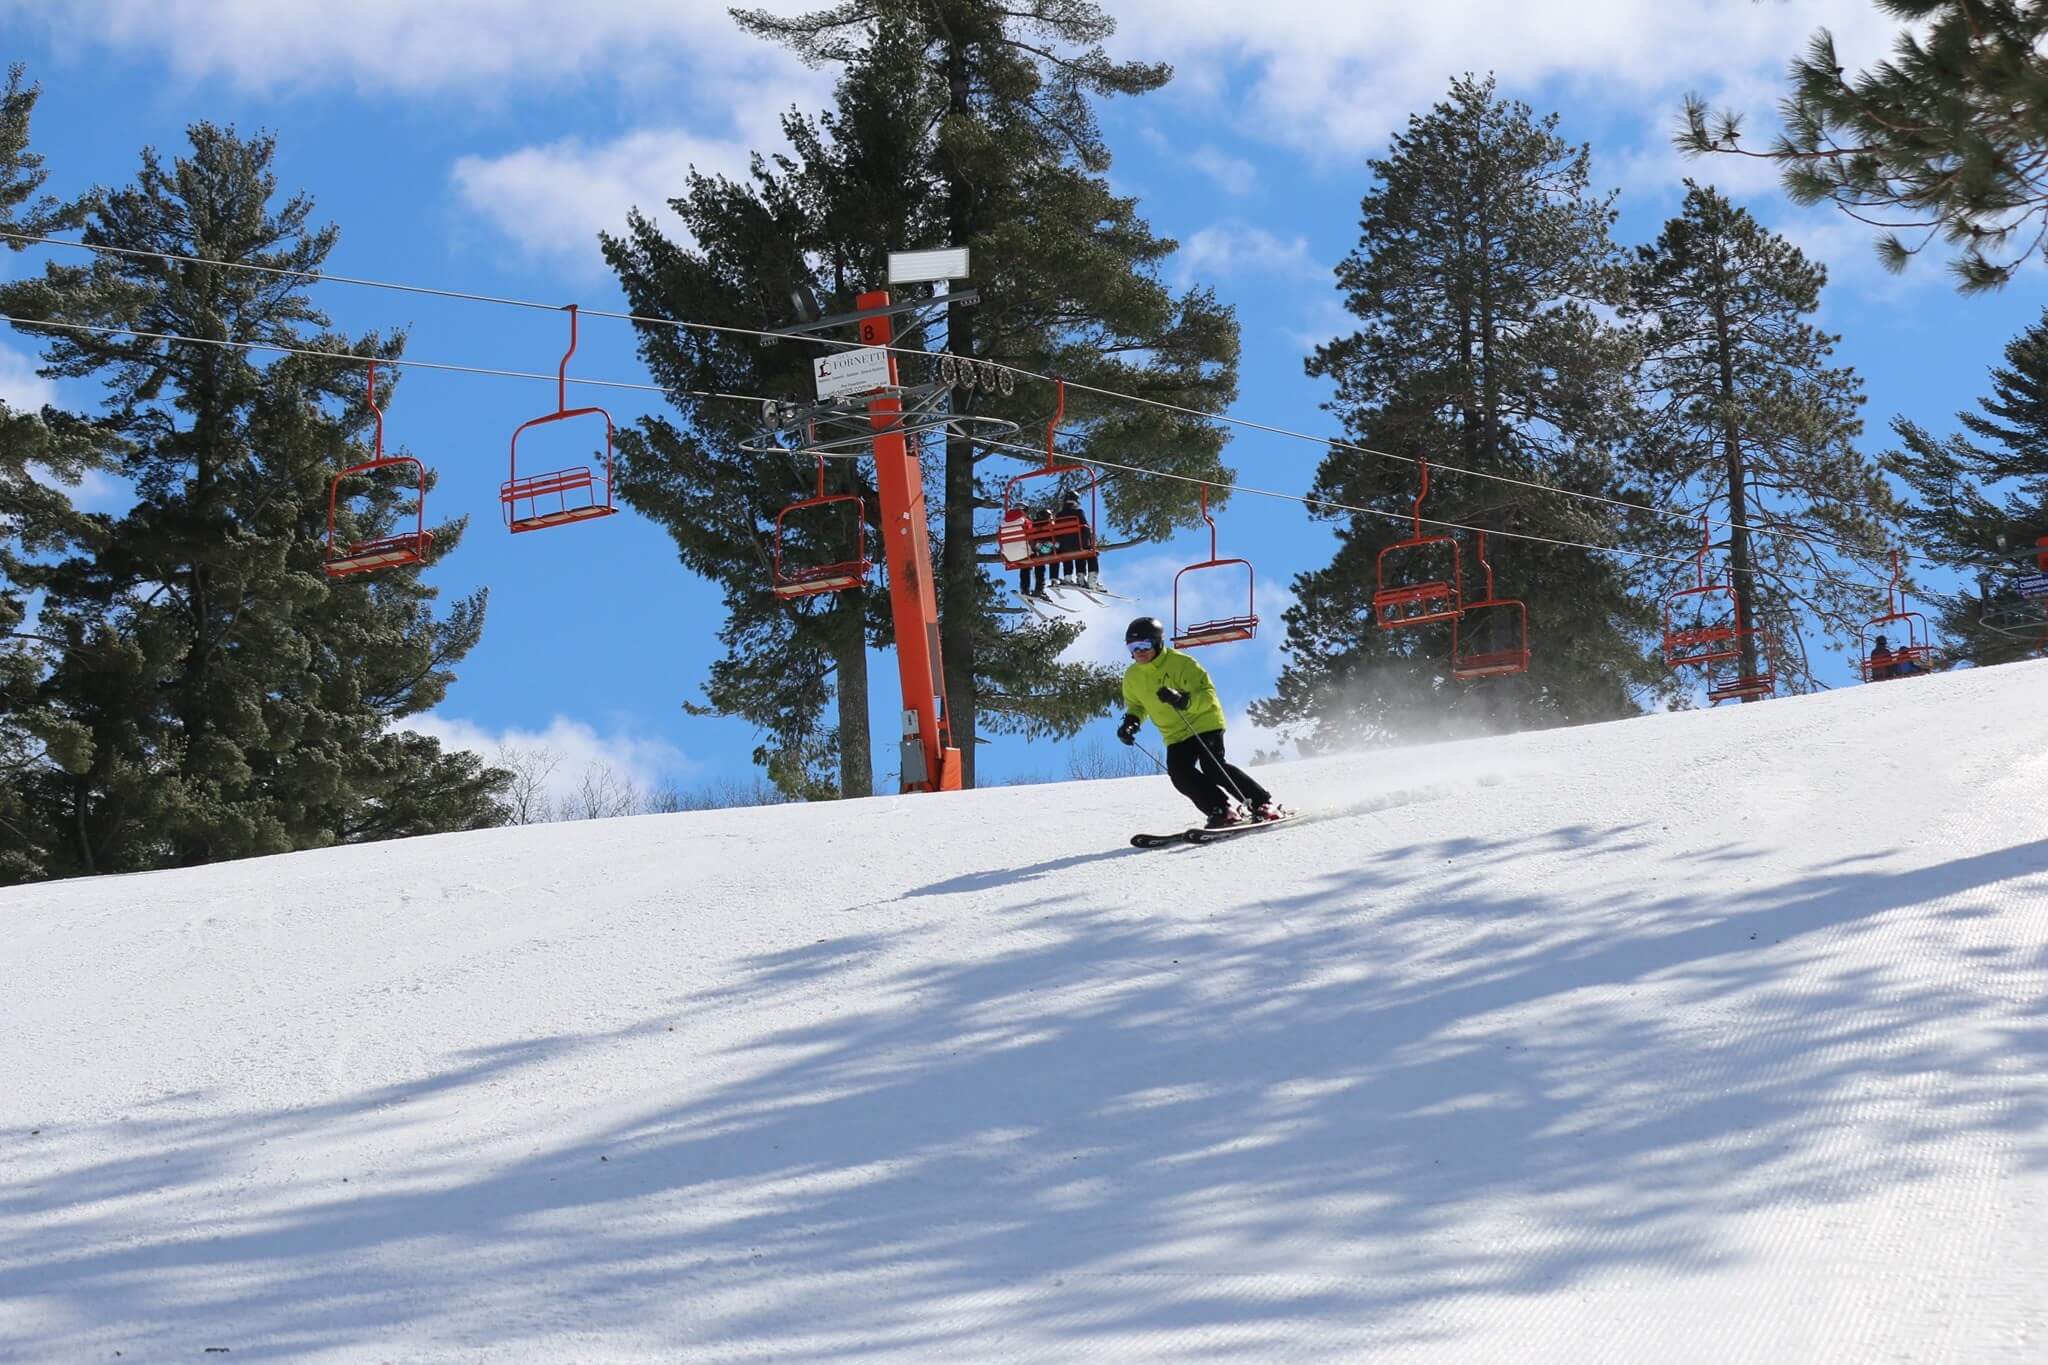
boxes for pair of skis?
[1021,578,1128,619]
[1131,810,1297,849]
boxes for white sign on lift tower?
[888,246,970,284]
[813,346,893,400]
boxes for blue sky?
[3,0,2041,802]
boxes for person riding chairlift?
[1050,489,1101,592]
[1000,504,1055,600]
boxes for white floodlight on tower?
[887,246,971,285]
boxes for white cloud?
[451,127,761,263]
[402,713,694,812]
[4,0,813,96]
[1176,224,1323,286]
[0,339,55,410]
[1107,0,1903,164]
[1186,146,1259,196]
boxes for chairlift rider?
[1001,505,1054,599]
[1050,488,1102,593]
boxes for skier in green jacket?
[1115,616,1283,829]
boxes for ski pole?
[1192,728,1258,811]
[1134,740,1168,773]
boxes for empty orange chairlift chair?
[771,446,871,599]
[324,359,433,577]
[503,304,618,533]
[1450,530,1528,679]
[1375,455,1462,628]
[1171,482,1257,649]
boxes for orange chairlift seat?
[1171,482,1257,649]
[996,379,1101,571]
[1859,549,1933,682]
[1663,513,1772,702]
[1662,514,1742,667]
[1450,530,1529,679]
[771,445,871,600]
[1375,454,1462,628]
[324,359,433,578]
[503,304,618,533]
[1704,620,1777,704]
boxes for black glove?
[1116,714,1142,746]
[1156,686,1191,710]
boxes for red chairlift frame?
[1705,626,1777,704]
[1858,549,1933,682]
[1171,482,1257,649]
[1374,454,1463,628]
[1450,530,1529,679]
[771,443,871,600]
[1662,514,1742,668]
[324,359,433,578]
[996,379,1101,570]
[503,304,618,533]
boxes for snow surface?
[6,662,2048,1363]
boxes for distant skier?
[1116,616,1282,829]
[1868,634,1896,680]
[1050,488,1101,592]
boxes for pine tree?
[0,63,120,881]
[1256,76,1662,751]
[0,124,505,880]
[1680,1,2048,290]
[733,0,1240,787]
[602,61,902,800]
[1888,307,2048,663]
[1629,182,1898,693]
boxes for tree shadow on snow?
[5,826,2047,1359]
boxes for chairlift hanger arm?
[760,291,978,345]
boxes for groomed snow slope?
[6,662,2048,1363]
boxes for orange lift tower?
[760,249,1019,794]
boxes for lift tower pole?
[857,291,960,793]
[761,254,999,794]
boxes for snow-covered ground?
[6,662,2047,1362]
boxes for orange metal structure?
[1450,530,1529,679]
[503,304,617,533]
[1171,482,1257,649]
[324,360,433,577]
[772,446,870,599]
[1663,513,1772,702]
[1375,455,1462,628]
[1662,515,1742,667]
[995,380,1100,572]
[1858,549,1933,682]
[857,292,960,793]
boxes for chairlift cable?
[0,228,1922,572]
[0,310,1903,600]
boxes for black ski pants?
[1165,729,1269,817]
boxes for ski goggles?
[1127,640,1158,655]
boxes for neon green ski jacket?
[1122,647,1227,746]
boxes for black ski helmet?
[1125,616,1166,651]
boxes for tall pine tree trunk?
[1714,303,1763,692]
[832,595,873,798]
[940,28,980,788]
